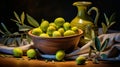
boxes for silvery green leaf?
[16,23,33,31]
[6,38,14,45]
[16,23,21,27]
[104,13,109,26]
[3,37,10,45]
[19,28,31,31]
[13,32,20,35]
[108,21,116,28]
[11,38,16,44]
[16,37,22,46]
[95,36,101,51]
[109,13,116,23]
[1,23,11,34]
[10,19,19,23]
[100,54,107,59]
[2,35,7,38]
[20,12,25,25]
[10,38,17,47]
[0,29,5,34]
[14,11,21,23]
[26,14,39,27]
[101,38,109,51]
[101,22,107,34]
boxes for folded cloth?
[0,33,120,60]
[107,44,120,58]
[68,33,120,60]
[98,44,120,61]
[0,41,33,55]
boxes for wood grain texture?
[0,56,120,67]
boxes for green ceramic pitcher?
[70,1,99,46]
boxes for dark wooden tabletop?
[0,56,120,67]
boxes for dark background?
[0,0,120,32]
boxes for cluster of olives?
[32,17,78,37]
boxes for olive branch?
[0,11,40,46]
[102,13,116,34]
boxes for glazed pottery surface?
[70,1,99,45]
[28,29,83,54]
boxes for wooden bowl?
[28,29,83,54]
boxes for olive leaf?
[20,12,25,25]
[101,38,109,51]
[95,36,101,51]
[16,37,22,46]
[109,12,116,23]
[16,23,33,31]
[104,13,109,26]
[6,37,21,46]
[0,29,5,34]
[12,11,25,25]
[9,38,17,47]
[6,38,14,45]
[26,14,39,27]
[3,37,10,45]
[101,13,116,34]
[10,19,19,23]
[0,11,33,46]
[109,21,116,28]
[101,22,107,34]
[1,23,11,35]
[12,32,20,35]
[14,11,21,23]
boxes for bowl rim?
[28,29,83,39]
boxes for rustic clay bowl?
[28,29,83,55]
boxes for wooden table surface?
[0,55,120,67]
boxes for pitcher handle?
[88,7,99,27]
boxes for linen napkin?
[68,33,120,60]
